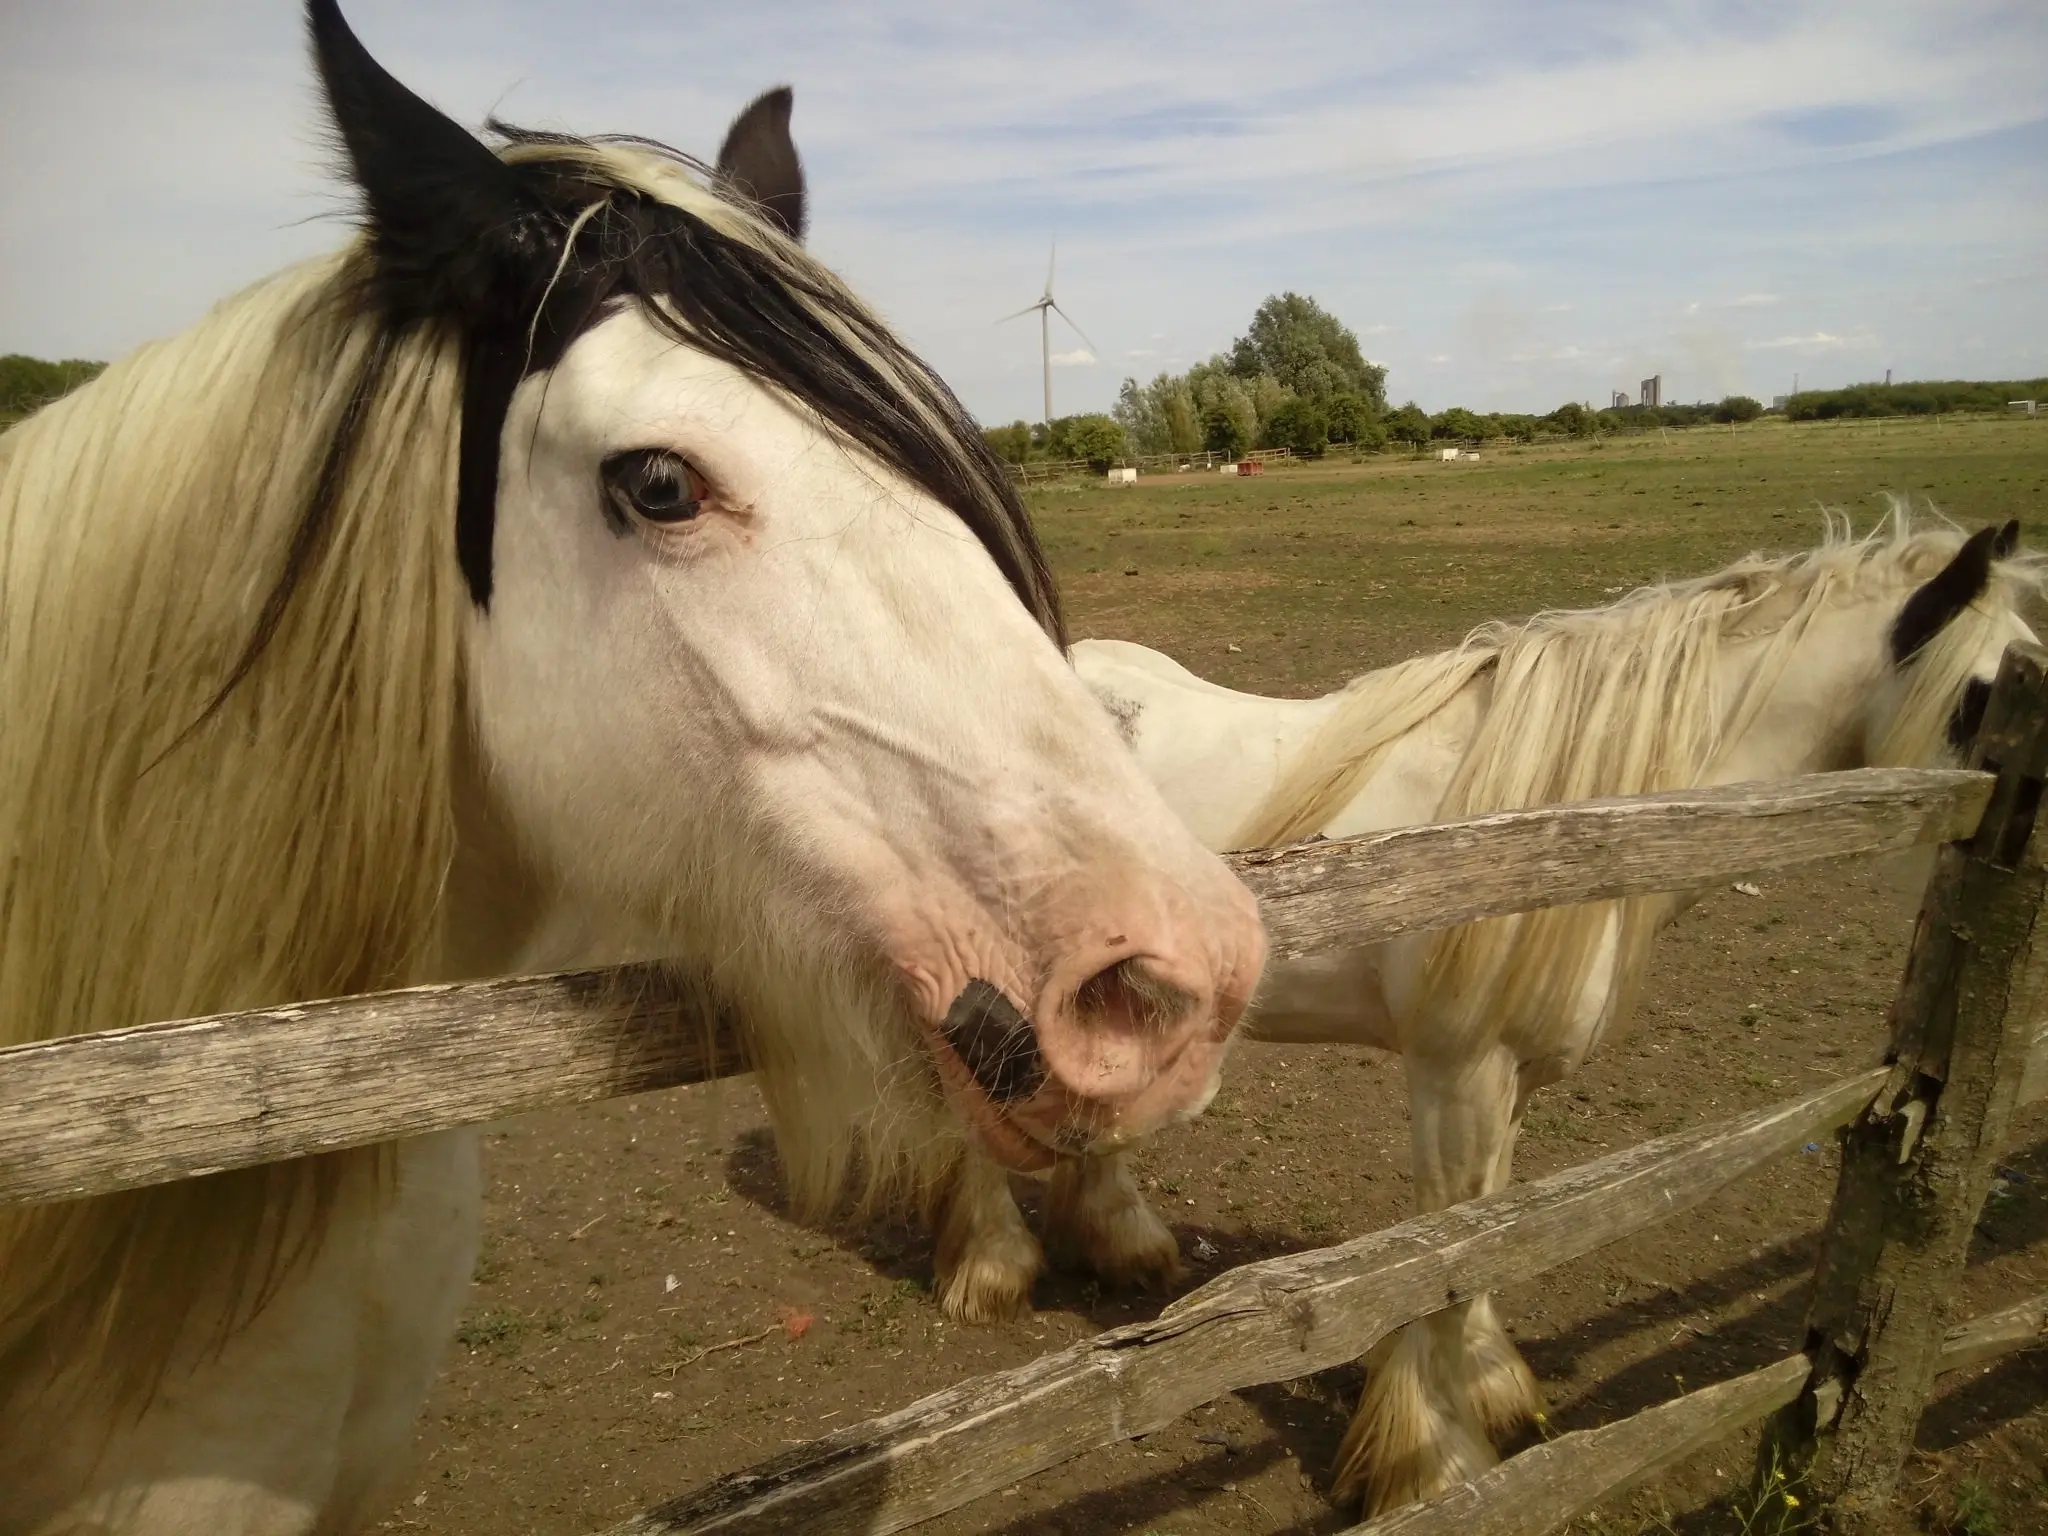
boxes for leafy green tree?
[1201,401,1248,458]
[1544,401,1593,437]
[1261,396,1329,456]
[1248,373,1293,436]
[1226,293,1388,412]
[1325,391,1377,445]
[1046,412,1127,467]
[1712,395,1764,423]
[1161,384,1201,454]
[1385,401,1431,449]
[1113,376,1169,455]
[981,421,1033,464]
[1190,367,1259,456]
[1431,406,1484,441]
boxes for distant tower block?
[1612,390,1631,409]
[1640,374,1662,409]
[1885,368,1893,386]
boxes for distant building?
[1771,395,1791,412]
[1612,390,1631,410]
[1640,375,1662,409]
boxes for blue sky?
[3,2,2044,419]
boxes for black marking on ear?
[1949,676,1993,754]
[1889,525,1998,666]
[941,980,1045,1105]
[308,0,554,329]
[1994,518,2020,558]
[716,87,806,241]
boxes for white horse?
[942,510,2037,1512]
[0,7,1265,1532]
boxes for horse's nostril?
[1073,957,1197,1035]
[941,980,1044,1104]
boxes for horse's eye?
[601,449,707,527]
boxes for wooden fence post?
[1769,641,2048,1531]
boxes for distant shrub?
[1324,390,1378,446]
[1201,401,1248,458]
[1713,395,1764,423]
[1261,396,1329,456]
[0,354,106,424]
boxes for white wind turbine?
[998,242,1094,427]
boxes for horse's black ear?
[1890,525,1997,665]
[716,87,806,241]
[307,0,540,325]
[1994,518,2021,558]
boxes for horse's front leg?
[929,1143,1043,1323]
[1332,1044,1540,1515]
[1043,1149,1181,1291]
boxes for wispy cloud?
[3,0,2044,417]
[1748,330,1877,351]
[1049,348,1097,367]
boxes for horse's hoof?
[1332,1328,1501,1514]
[935,1245,1037,1324]
[1075,1200,1182,1291]
[1044,1154,1182,1291]
[1330,1409,1498,1514]
[1464,1297,1548,1448]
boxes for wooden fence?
[3,652,2046,1535]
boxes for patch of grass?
[1036,418,2046,700]
[454,1308,524,1352]
[1944,1478,2004,1536]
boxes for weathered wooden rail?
[0,765,1998,1206]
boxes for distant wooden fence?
[3,652,2046,1536]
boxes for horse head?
[305,0,1266,1184]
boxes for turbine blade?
[1049,300,1095,353]
[1045,240,1057,300]
[995,300,1046,325]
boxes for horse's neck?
[1121,676,1345,852]
[1317,670,1495,839]
[1705,603,1889,788]
[436,734,659,981]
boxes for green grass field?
[1032,414,2048,696]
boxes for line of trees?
[0,354,105,427]
[1784,377,2047,421]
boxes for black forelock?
[443,127,1064,643]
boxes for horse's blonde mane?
[0,134,1031,1409]
[0,249,464,1406]
[1235,504,2046,1058]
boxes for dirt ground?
[380,418,2046,1536]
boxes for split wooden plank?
[0,766,1987,1207]
[1239,765,1991,961]
[0,966,748,1207]
[601,1067,1887,1536]
[1325,1286,2048,1536]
